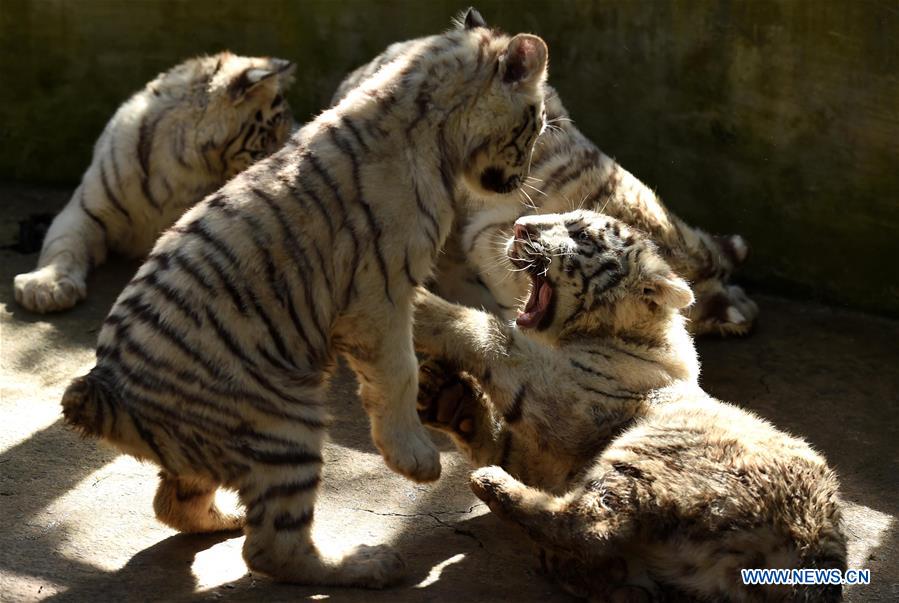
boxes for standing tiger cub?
[14,52,295,313]
[61,17,548,588]
[414,210,845,601]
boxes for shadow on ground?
[1,185,896,601]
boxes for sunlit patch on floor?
[414,553,466,589]
[192,535,247,591]
[0,569,68,600]
[842,499,894,571]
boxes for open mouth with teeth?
[509,242,555,330]
[518,272,554,329]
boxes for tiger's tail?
[61,369,158,462]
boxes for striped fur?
[61,20,548,588]
[14,52,295,313]
[449,88,759,338]
[414,210,845,602]
[334,13,758,338]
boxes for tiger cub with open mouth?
[14,52,295,313]
[413,210,845,601]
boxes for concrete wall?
[1,0,897,314]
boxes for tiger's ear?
[229,59,295,104]
[461,7,487,29]
[501,34,548,87]
[641,273,694,309]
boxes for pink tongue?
[516,280,552,328]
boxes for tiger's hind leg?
[238,439,405,587]
[470,466,635,555]
[153,472,243,533]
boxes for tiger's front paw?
[417,358,479,441]
[14,267,86,313]
[469,466,518,515]
[372,416,442,483]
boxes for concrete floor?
[1,185,897,602]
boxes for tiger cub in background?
[62,17,549,587]
[14,52,295,313]
[334,8,757,337]
[414,210,845,601]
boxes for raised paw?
[469,466,517,514]
[374,420,442,483]
[417,359,479,441]
[416,358,456,410]
[337,544,406,589]
[691,282,760,338]
[14,266,86,313]
[713,233,750,267]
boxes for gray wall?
[1,0,897,314]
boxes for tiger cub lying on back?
[413,210,845,601]
[335,8,757,337]
[62,21,549,587]
[14,52,295,313]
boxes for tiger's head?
[454,9,548,197]
[172,52,296,179]
[506,210,695,342]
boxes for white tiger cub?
[14,52,295,313]
[414,210,845,601]
[61,20,549,587]
[334,9,758,338]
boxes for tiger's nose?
[513,223,535,241]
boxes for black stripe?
[504,384,527,423]
[180,219,241,266]
[205,307,257,368]
[137,111,166,209]
[199,250,248,316]
[328,126,393,304]
[218,120,251,172]
[577,382,642,401]
[248,476,321,508]
[138,271,202,327]
[570,358,615,382]
[413,184,440,250]
[79,191,108,237]
[109,139,125,193]
[118,294,228,381]
[239,446,323,466]
[606,344,658,365]
[171,250,214,293]
[173,124,190,168]
[249,186,328,355]
[272,509,314,531]
[99,160,131,221]
[306,151,362,308]
[278,172,336,240]
[342,116,370,153]
[127,408,168,466]
[114,326,325,428]
[403,251,417,287]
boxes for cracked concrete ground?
[1,185,897,602]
